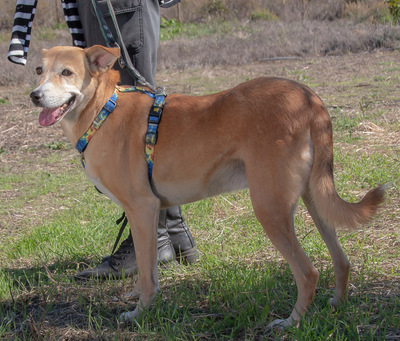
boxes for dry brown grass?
[157,20,400,70]
[2,19,400,87]
[1,0,398,87]
[162,0,380,22]
[0,0,393,29]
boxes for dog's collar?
[75,91,117,159]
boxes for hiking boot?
[75,210,175,280]
[75,206,199,280]
[166,206,200,264]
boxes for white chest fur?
[84,169,123,207]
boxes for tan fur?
[30,45,386,329]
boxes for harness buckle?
[148,115,161,124]
[145,132,157,145]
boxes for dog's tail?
[308,102,386,229]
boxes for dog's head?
[30,45,120,127]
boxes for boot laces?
[108,239,133,269]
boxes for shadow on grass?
[0,259,399,340]
[0,258,130,339]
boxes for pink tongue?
[39,107,61,127]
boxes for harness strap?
[117,86,166,180]
[75,91,117,167]
[117,85,156,98]
[76,87,165,181]
[145,94,165,180]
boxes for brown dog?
[30,45,385,328]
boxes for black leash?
[111,212,129,255]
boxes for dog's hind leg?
[302,190,350,307]
[249,185,319,329]
[119,197,161,321]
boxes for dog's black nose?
[30,90,43,105]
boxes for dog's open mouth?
[38,96,76,127]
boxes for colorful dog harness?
[75,86,166,181]
[75,91,117,156]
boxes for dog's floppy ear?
[86,45,121,74]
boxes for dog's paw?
[266,317,299,331]
[113,288,141,302]
[329,294,345,308]
[119,307,139,322]
[267,319,291,330]
[329,297,338,307]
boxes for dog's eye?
[62,69,73,77]
[36,67,43,75]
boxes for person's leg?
[76,0,157,86]
[75,206,199,279]
[75,0,198,280]
[166,206,199,264]
[75,208,177,279]
[129,0,159,86]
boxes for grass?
[1,20,400,341]
[160,19,257,41]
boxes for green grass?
[0,53,399,339]
[160,19,257,41]
[1,134,398,340]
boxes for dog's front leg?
[119,197,161,322]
